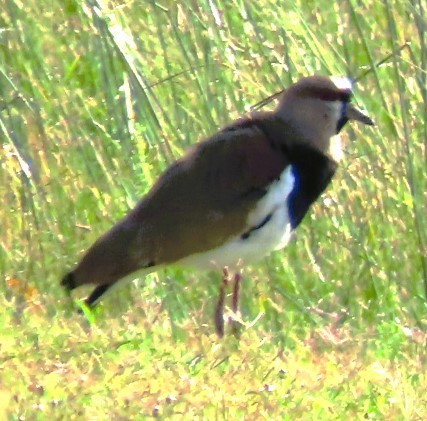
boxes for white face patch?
[331,76,353,91]
[328,100,342,119]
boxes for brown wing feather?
[130,120,289,264]
[72,117,289,287]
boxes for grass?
[1,0,426,419]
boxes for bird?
[61,75,374,336]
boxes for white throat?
[327,100,345,162]
[329,134,344,162]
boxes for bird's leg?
[215,267,231,337]
[232,272,241,314]
[230,272,242,336]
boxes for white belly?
[178,166,295,270]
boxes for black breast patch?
[286,144,338,229]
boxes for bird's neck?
[255,112,339,164]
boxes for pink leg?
[230,272,242,336]
[215,268,230,337]
[232,272,241,314]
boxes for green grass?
[1,0,426,419]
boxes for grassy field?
[1,0,426,419]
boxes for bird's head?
[276,75,374,159]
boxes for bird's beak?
[347,103,374,126]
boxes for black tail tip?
[61,272,76,291]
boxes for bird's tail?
[61,271,76,291]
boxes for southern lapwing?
[61,75,373,336]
